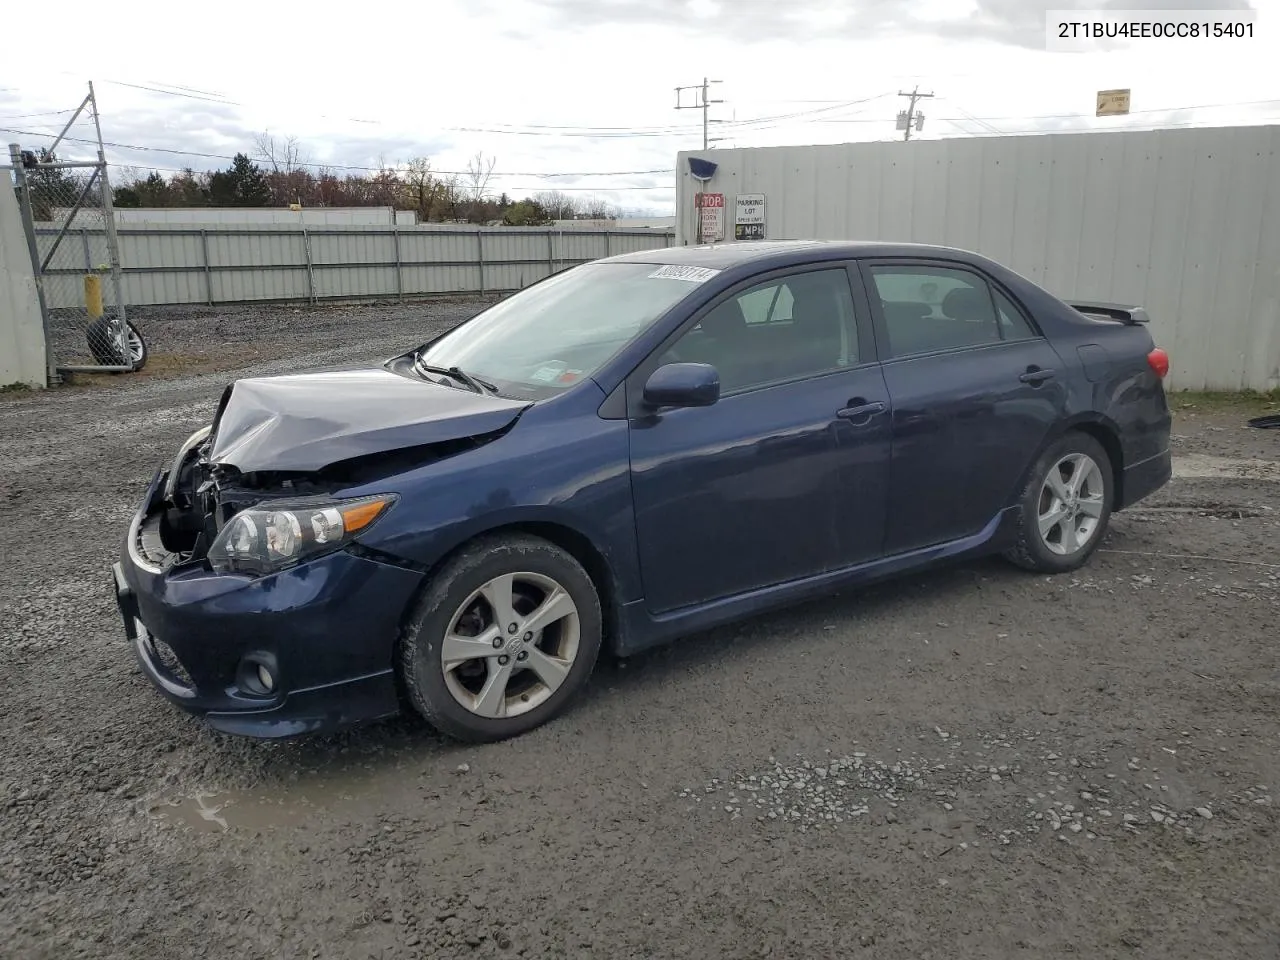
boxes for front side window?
[869,264,1034,359]
[661,268,857,395]
[415,262,705,398]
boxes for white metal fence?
[676,124,1280,392]
[32,223,676,308]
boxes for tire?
[398,534,603,743]
[86,312,148,372]
[1003,431,1114,574]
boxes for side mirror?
[642,362,720,409]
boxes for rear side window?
[868,264,1036,359]
[992,288,1037,341]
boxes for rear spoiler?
[1066,300,1150,325]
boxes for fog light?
[256,663,275,692]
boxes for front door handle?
[837,400,886,422]
[1019,368,1056,385]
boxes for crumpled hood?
[207,368,530,473]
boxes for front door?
[860,259,1069,555]
[627,265,892,615]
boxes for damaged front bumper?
[112,468,424,739]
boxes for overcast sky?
[1,0,1274,214]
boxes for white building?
[675,124,1280,391]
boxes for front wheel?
[399,534,602,742]
[1004,432,1114,573]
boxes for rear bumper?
[1118,447,1172,510]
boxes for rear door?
[627,264,891,614]
[858,258,1068,555]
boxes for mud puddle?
[1172,453,1280,482]
[148,768,387,834]
[150,789,322,833]
[1127,502,1273,519]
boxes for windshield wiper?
[414,355,499,395]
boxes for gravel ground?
[2,298,1278,960]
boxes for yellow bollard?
[84,274,104,319]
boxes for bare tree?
[113,164,145,187]
[532,190,577,220]
[253,131,311,206]
[465,151,497,201]
[252,131,304,175]
[576,195,620,220]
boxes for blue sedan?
[112,240,1172,742]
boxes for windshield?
[415,261,713,398]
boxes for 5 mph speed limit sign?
[734,194,765,240]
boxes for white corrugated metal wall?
[31,224,674,309]
[0,178,46,388]
[676,125,1280,391]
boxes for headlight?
[207,494,396,576]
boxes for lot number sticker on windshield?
[648,265,721,283]
[530,362,568,383]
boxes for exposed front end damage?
[114,368,532,738]
[135,374,528,573]
[132,425,489,572]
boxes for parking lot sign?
[734,194,766,240]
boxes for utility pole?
[675,78,723,149]
[896,85,934,141]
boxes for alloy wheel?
[127,326,145,365]
[440,571,581,719]
[1037,452,1106,556]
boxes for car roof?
[602,239,985,270]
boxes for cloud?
[0,0,1270,219]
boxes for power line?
[454,90,1280,138]
[140,78,235,100]
[104,79,238,106]
[0,126,674,178]
[105,160,673,192]
[104,77,681,133]
[821,97,1280,125]
[453,95,897,138]
[12,88,1280,189]
[99,79,385,126]
[937,97,1004,136]
[0,108,77,121]
[36,76,1279,139]
[941,115,1280,138]
[98,76,894,137]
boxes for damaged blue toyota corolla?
[112,241,1172,742]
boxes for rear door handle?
[836,401,886,422]
[1019,368,1056,384]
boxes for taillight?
[1147,347,1169,379]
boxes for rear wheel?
[399,534,602,742]
[1004,432,1113,573]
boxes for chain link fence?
[8,85,146,380]
[12,152,142,375]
